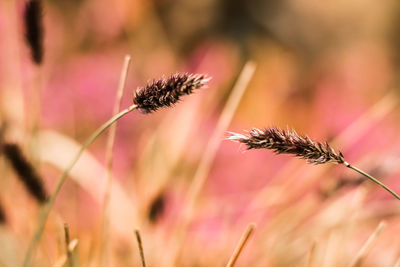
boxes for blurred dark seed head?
[24,0,44,65]
[0,123,6,146]
[133,73,210,113]
[148,193,165,223]
[1,143,47,203]
[0,200,6,224]
[228,127,345,165]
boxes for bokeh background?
[1,0,400,266]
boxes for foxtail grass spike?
[24,0,44,65]
[228,127,400,201]
[133,73,210,113]
[2,143,47,203]
[228,127,344,164]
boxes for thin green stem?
[23,104,138,267]
[343,161,400,201]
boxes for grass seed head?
[133,73,210,113]
[228,127,345,165]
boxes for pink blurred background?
[1,0,400,266]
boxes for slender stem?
[23,104,138,267]
[134,229,146,267]
[344,161,400,201]
[101,55,131,267]
[63,223,73,267]
[348,221,386,267]
[226,223,255,267]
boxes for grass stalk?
[186,62,256,215]
[134,229,146,267]
[23,104,138,267]
[63,223,73,267]
[226,223,255,267]
[348,221,386,267]
[53,239,78,267]
[101,55,132,266]
[343,161,400,201]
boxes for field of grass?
[1,0,400,266]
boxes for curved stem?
[23,104,138,267]
[344,161,400,201]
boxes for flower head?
[228,127,345,165]
[133,73,210,113]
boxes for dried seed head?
[1,143,48,203]
[24,0,44,65]
[228,127,345,165]
[133,73,210,113]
